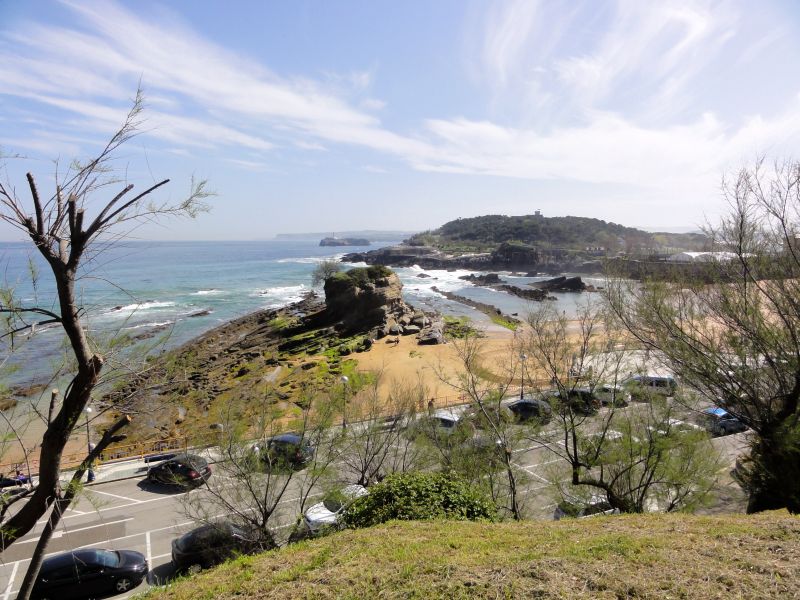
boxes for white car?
[303,484,368,535]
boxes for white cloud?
[3,0,800,223]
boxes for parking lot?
[0,393,750,600]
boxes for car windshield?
[323,497,345,512]
[78,549,120,568]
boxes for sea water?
[0,240,601,387]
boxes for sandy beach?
[354,323,517,405]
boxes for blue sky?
[1,0,800,240]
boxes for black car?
[700,407,748,436]
[32,548,147,600]
[257,433,315,470]
[543,389,599,416]
[146,453,211,488]
[172,522,265,573]
[507,397,553,424]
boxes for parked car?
[542,389,599,416]
[374,413,409,432]
[507,397,553,424]
[172,521,264,573]
[622,375,677,400]
[31,548,147,600]
[302,484,368,535]
[463,404,514,429]
[146,453,211,489]
[257,433,315,470]
[647,418,703,437]
[553,495,619,520]
[592,384,631,407]
[408,408,466,439]
[699,407,748,436]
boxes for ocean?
[0,240,605,387]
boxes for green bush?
[341,472,495,528]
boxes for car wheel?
[187,563,203,575]
[116,577,134,592]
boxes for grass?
[141,511,799,599]
[489,314,519,330]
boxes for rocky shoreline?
[101,266,447,444]
[431,286,520,326]
[342,243,604,274]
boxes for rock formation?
[323,266,444,344]
[459,273,504,285]
[531,276,589,292]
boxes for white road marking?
[145,530,152,564]
[90,489,143,503]
[36,492,188,525]
[16,517,136,545]
[2,561,18,600]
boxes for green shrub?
[341,472,495,528]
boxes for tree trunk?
[15,416,129,600]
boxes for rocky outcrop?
[342,245,493,270]
[431,287,520,326]
[323,266,444,344]
[532,276,589,292]
[490,242,539,268]
[459,273,504,285]
[496,284,553,301]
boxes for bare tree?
[0,91,210,557]
[434,333,531,520]
[523,300,721,514]
[606,160,800,513]
[181,385,340,554]
[336,375,428,487]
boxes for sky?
[1,0,800,240]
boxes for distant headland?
[274,230,418,242]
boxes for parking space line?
[2,561,18,600]
[513,461,549,483]
[36,492,188,525]
[90,489,143,503]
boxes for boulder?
[416,273,432,278]
[532,276,587,292]
[418,327,444,345]
[402,325,421,335]
[459,273,503,285]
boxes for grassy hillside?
[409,214,707,253]
[145,511,798,599]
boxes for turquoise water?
[0,240,600,385]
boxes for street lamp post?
[519,353,527,400]
[340,375,349,429]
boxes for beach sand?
[353,323,517,407]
